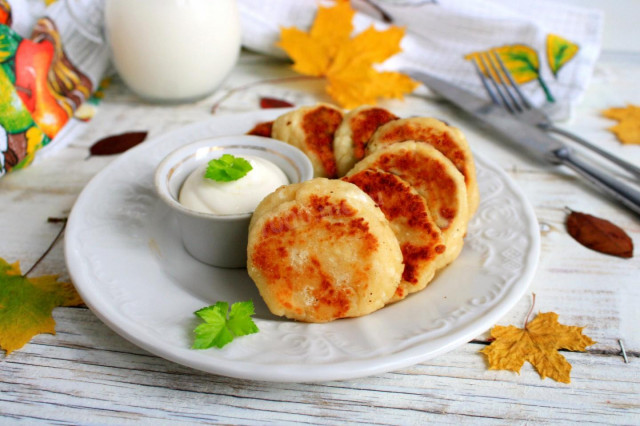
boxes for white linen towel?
[238,0,603,120]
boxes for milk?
[105,0,241,102]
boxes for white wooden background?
[0,50,639,424]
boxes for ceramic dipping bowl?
[154,135,313,268]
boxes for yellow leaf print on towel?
[466,45,554,103]
[547,34,579,77]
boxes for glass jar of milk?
[105,0,241,103]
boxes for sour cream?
[179,155,288,215]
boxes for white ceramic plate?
[65,110,539,382]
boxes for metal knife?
[405,70,640,216]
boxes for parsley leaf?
[204,154,253,182]
[192,300,259,349]
[227,301,259,336]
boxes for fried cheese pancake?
[248,178,403,323]
[367,117,479,215]
[349,141,468,269]
[333,106,398,177]
[271,104,343,178]
[343,169,446,302]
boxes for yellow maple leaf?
[277,2,418,108]
[602,104,640,145]
[0,257,83,355]
[481,312,595,383]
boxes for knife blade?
[405,69,640,216]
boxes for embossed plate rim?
[65,109,540,382]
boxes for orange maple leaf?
[481,312,595,383]
[277,2,418,108]
[0,257,83,355]
[602,104,640,145]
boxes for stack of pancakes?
[246,104,479,323]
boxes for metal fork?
[472,52,640,180]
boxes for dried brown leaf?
[566,210,633,258]
[260,97,294,109]
[89,131,148,157]
[247,121,274,138]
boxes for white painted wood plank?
[0,307,637,424]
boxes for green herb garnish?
[192,300,259,349]
[204,154,253,182]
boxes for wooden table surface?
[1,51,638,424]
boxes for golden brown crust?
[247,179,403,322]
[349,141,468,269]
[272,104,343,178]
[334,106,398,177]
[367,117,479,215]
[343,169,445,302]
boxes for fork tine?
[491,51,533,109]
[478,53,515,113]
[470,56,502,106]
[487,52,524,113]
